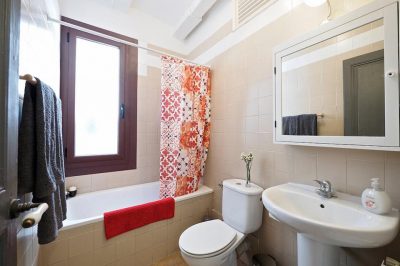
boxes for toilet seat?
[179,220,238,258]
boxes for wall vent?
[233,0,276,30]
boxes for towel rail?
[19,74,37,85]
[317,113,324,118]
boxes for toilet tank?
[222,179,263,234]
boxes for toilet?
[179,179,263,266]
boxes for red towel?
[104,197,175,239]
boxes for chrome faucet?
[314,179,335,198]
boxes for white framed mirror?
[273,0,399,150]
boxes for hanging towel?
[282,114,318,136]
[18,78,67,244]
[104,197,175,239]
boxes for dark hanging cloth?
[282,114,317,136]
[18,78,67,244]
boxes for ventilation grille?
[233,0,276,30]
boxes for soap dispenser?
[361,178,391,214]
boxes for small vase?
[246,165,251,187]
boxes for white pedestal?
[297,233,340,266]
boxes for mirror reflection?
[281,19,384,136]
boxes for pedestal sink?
[262,183,399,266]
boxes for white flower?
[241,152,254,163]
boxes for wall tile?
[245,116,259,133]
[293,150,317,185]
[347,160,384,195]
[259,114,273,133]
[259,96,273,115]
[152,242,169,263]
[245,99,259,116]
[68,231,94,257]
[384,160,400,209]
[135,231,153,252]
[39,239,69,265]
[317,149,347,192]
[93,244,117,266]
[67,252,94,266]
[134,247,153,266]
[66,175,92,194]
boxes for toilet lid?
[179,219,237,256]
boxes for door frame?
[0,0,21,265]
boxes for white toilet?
[179,179,263,266]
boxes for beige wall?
[65,66,162,193]
[203,1,400,266]
[37,193,212,266]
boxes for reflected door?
[343,50,385,136]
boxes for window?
[61,17,137,176]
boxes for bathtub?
[39,181,213,266]
[64,181,213,230]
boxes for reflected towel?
[282,114,317,135]
[104,197,175,239]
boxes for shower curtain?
[159,56,211,198]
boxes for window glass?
[74,37,120,156]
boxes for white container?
[361,178,392,214]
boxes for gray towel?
[18,78,67,244]
[282,114,317,136]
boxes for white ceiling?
[96,0,199,27]
[60,0,232,55]
[131,0,197,27]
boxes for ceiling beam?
[173,0,217,40]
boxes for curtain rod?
[47,16,210,68]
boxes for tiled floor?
[153,252,188,266]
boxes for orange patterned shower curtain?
[159,56,211,198]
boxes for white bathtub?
[63,181,213,230]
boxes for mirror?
[281,19,384,137]
[274,1,400,149]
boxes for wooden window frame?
[61,17,137,177]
